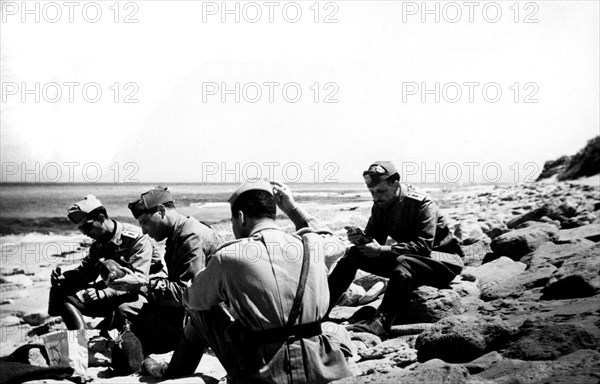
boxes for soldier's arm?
[125,233,153,276]
[389,201,437,256]
[286,205,333,235]
[272,181,347,268]
[100,234,154,298]
[150,231,206,306]
[286,206,348,271]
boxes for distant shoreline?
[0,182,507,236]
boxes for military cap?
[129,186,173,219]
[362,161,399,188]
[67,195,103,225]
[228,179,274,206]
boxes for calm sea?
[0,183,369,234]
[0,182,468,235]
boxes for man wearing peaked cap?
[327,161,465,337]
[49,194,163,373]
[147,180,352,383]
[108,186,224,354]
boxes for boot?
[62,302,86,330]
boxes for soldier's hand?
[51,267,65,286]
[108,267,148,292]
[346,227,371,245]
[356,240,382,258]
[271,181,297,213]
[80,288,105,302]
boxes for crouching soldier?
[49,195,162,373]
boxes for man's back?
[195,226,330,330]
[164,214,222,279]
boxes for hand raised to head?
[271,181,297,213]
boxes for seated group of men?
[48,161,464,383]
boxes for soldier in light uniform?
[49,195,161,334]
[327,161,464,336]
[142,180,352,383]
[108,186,224,354]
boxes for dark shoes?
[345,315,390,338]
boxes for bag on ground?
[42,329,88,377]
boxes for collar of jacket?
[107,219,123,245]
[248,220,281,237]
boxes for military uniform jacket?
[184,207,352,383]
[151,214,223,307]
[365,184,452,257]
[63,220,158,299]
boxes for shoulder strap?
[286,234,311,327]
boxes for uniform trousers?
[327,247,461,327]
[163,306,246,382]
[48,280,145,331]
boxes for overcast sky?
[1,1,598,184]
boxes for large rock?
[503,320,598,360]
[506,206,551,229]
[479,267,557,301]
[463,257,526,302]
[415,315,513,363]
[520,240,595,270]
[542,243,600,299]
[350,332,382,351]
[454,221,487,245]
[557,223,600,243]
[358,338,414,361]
[397,358,470,383]
[450,280,481,299]
[396,286,463,324]
[462,351,503,374]
[335,358,470,384]
[507,199,582,229]
[490,223,559,260]
[461,239,492,267]
[473,349,600,384]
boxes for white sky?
[1,0,599,184]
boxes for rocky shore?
[1,177,599,383]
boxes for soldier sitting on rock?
[327,161,465,336]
